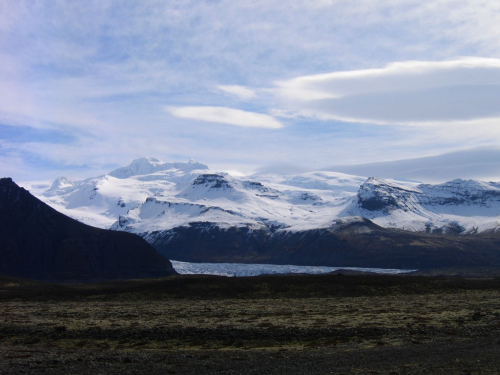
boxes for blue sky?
[2,0,500,181]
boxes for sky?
[2,0,500,182]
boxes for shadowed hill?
[0,178,177,281]
[151,219,500,270]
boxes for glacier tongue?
[171,261,417,277]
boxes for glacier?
[171,261,417,277]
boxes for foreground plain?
[1,273,500,374]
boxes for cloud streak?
[167,106,283,129]
[218,85,257,100]
[274,58,500,125]
[2,1,500,181]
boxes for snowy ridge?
[49,176,73,191]
[22,157,500,236]
[351,177,500,233]
[171,261,417,277]
[109,157,208,179]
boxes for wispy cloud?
[274,58,500,125]
[2,1,500,181]
[217,85,257,100]
[166,106,283,129]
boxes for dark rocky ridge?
[192,174,233,190]
[146,219,500,270]
[0,178,176,281]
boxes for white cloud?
[166,106,283,129]
[0,153,30,180]
[274,58,500,125]
[4,1,500,181]
[325,147,500,183]
[218,85,257,100]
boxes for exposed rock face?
[0,178,177,281]
[357,178,423,212]
[143,219,500,270]
[357,177,500,213]
[193,174,233,190]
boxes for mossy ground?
[1,274,500,374]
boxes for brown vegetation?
[1,273,500,374]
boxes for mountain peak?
[49,176,74,191]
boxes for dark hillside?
[0,178,176,281]
[150,219,500,269]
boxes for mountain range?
[21,157,500,270]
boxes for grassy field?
[1,274,500,374]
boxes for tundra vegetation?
[1,273,500,374]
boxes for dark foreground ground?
[1,273,500,374]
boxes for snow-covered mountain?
[26,157,212,229]
[352,177,500,233]
[20,157,500,269]
[24,157,500,236]
[24,157,366,232]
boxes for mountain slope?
[0,178,177,281]
[143,218,500,270]
[350,177,500,233]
